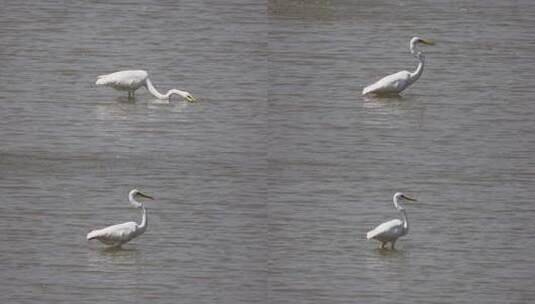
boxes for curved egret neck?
[166,89,191,99]
[409,37,419,55]
[145,78,168,99]
[407,54,425,87]
[393,194,402,209]
[144,78,189,100]
[400,208,409,235]
[136,207,147,235]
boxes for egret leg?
[391,240,397,250]
[381,242,387,249]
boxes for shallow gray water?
[1,0,534,303]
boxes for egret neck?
[145,78,190,100]
[407,53,425,87]
[399,208,409,235]
[165,89,191,99]
[409,37,419,55]
[145,78,168,99]
[137,206,147,235]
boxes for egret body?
[362,37,434,96]
[366,192,417,249]
[96,70,196,102]
[87,189,154,247]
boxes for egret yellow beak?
[420,39,434,45]
[186,95,197,102]
[402,194,417,202]
[137,192,154,200]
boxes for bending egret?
[366,192,417,249]
[96,70,196,102]
[362,37,434,96]
[87,189,154,247]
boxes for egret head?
[393,192,417,204]
[128,189,154,207]
[409,37,434,55]
[411,36,434,46]
[183,92,196,103]
[169,89,196,102]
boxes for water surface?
[1,1,534,303]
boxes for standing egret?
[362,37,434,96]
[96,70,196,102]
[87,189,154,247]
[366,192,417,249]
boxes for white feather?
[87,189,150,247]
[95,70,195,101]
[95,70,148,91]
[87,222,139,246]
[362,36,432,96]
[366,219,403,241]
[362,71,411,95]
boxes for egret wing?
[87,221,137,243]
[366,219,403,240]
[95,70,148,89]
[363,71,410,95]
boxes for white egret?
[87,189,154,247]
[366,192,417,249]
[96,70,196,102]
[362,37,434,96]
